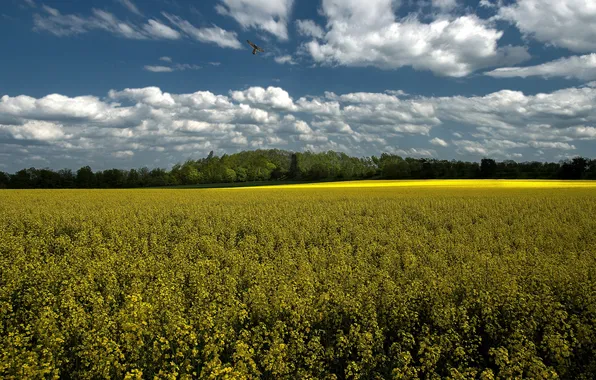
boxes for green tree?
[76,166,95,188]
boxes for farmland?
[1,181,596,379]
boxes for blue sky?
[1,0,595,172]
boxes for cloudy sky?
[1,0,595,172]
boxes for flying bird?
[247,40,264,55]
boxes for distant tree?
[2,150,595,188]
[558,157,588,179]
[0,171,9,188]
[480,158,497,178]
[288,153,300,179]
[10,168,35,188]
[103,169,126,188]
[236,167,248,182]
[76,166,95,188]
[586,159,596,179]
[138,167,150,186]
[223,168,237,183]
[127,168,140,187]
[58,169,75,188]
[148,168,169,187]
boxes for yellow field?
[1,181,595,379]
[223,179,596,189]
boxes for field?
[1,180,596,379]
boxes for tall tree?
[76,166,95,188]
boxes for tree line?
[1,149,595,189]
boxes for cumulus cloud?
[300,0,530,77]
[230,86,297,111]
[451,138,575,158]
[430,137,449,146]
[478,0,498,9]
[1,120,65,141]
[159,56,172,63]
[497,0,596,53]
[431,87,596,139]
[296,19,324,38]
[215,0,294,40]
[112,150,134,158]
[2,84,595,171]
[485,54,596,81]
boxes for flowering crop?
[1,182,595,378]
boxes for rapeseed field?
[1,181,595,379]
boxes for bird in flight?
[247,40,264,55]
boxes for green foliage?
[2,150,595,189]
[1,187,596,378]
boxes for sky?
[1,0,595,172]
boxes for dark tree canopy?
[0,149,594,189]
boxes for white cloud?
[216,0,294,40]
[485,54,596,81]
[146,57,201,73]
[143,19,181,40]
[89,9,147,39]
[479,0,498,9]
[2,84,595,172]
[173,64,201,71]
[1,120,65,141]
[33,6,177,40]
[162,13,242,49]
[296,19,324,38]
[112,150,134,158]
[108,87,176,108]
[451,138,576,158]
[385,146,436,157]
[432,0,458,12]
[0,93,112,121]
[117,0,143,17]
[570,126,596,139]
[302,0,530,77]
[274,55,297,65]
[431,87,596,139]
[528,141,576,150]
[33,6,90,37]
[296,97,340,116]
[32,6,239,48]
[23,0,36,8]
[144,65,174,72]
[311,120,353,134]
[230,86,297,111]
[498,0,596,53]
[430,137,448,146]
